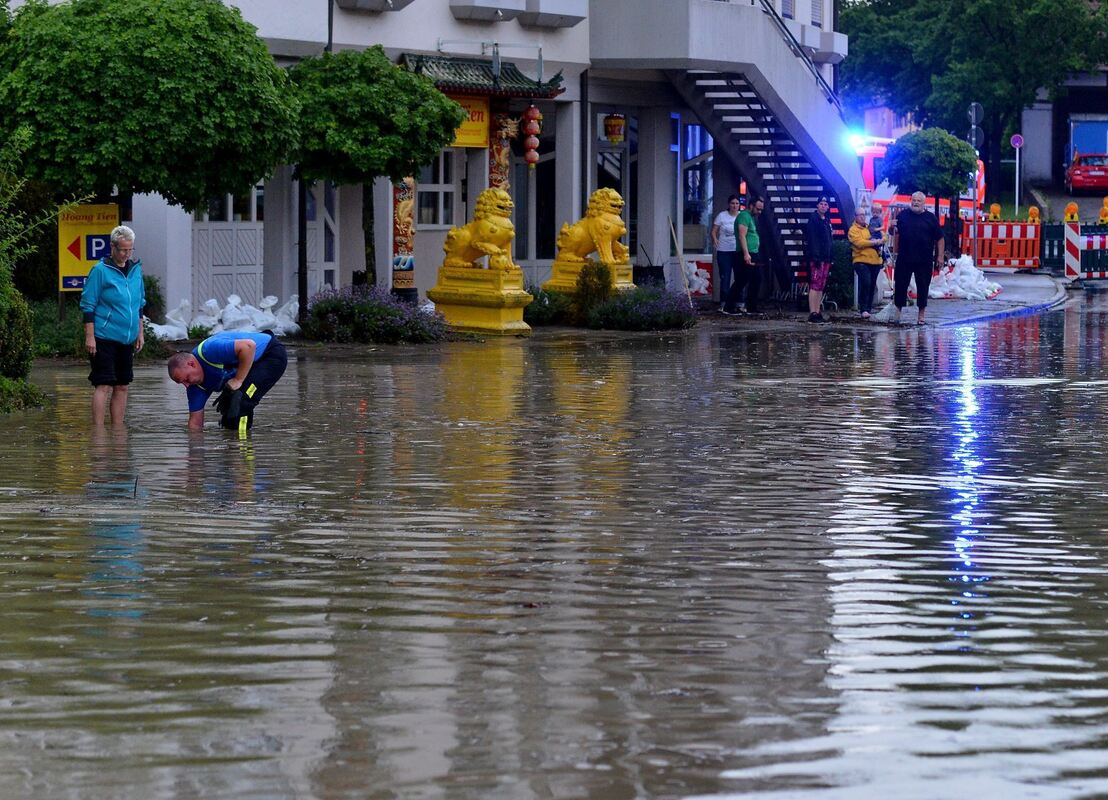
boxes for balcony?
[334,0,417,10]
[518,0,587,28]
[449,0,526,21]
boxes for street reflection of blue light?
[948,328,991,640]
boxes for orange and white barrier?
[961,221,1041,269]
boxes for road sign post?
[968,102,984,267]
[1011,133,1025,218]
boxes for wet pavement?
[2,293,1108,799]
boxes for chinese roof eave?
[400,53,565,100]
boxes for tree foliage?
[290,47,466,184]
[0,130,53,381]
[0,0,300,210]
[882,128,978,201]
[839,0,1108,195]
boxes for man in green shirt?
[722,196,764,315]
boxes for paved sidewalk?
[893,271,1066,327]
[702,270,1068,332]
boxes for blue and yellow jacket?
[79,258,145,345]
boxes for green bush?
[188,323,213,340]
[573,260,612,324]
[0,284,33,379]
[0,374,45,412]
[10,177,56,302]
[826,239,855,309]
[30,297,82,357]
[303,286,448,344]
[143,274,165,324]
[138,321,172,360]
[586,286,698,331]
[523,286,572,326]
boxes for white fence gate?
[192,222,264,308]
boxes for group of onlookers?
[713,191,945,325]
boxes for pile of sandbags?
[873,256,1001,305]
[146,295,300,341]
[928,256,1002,301]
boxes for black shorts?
[88,338,135,386]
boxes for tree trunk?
[297,174,308,323]
[362,182,375,286]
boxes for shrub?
[303,285,448,344]
[188,323,213,340]
[143,274,165,324]
[0,374,45,412]
[10,176,56,302]
[826,239,855,309]
[30,297,82,357]
[0,285,33,379]
[586,287,698,331]
[523,286,572,326]
[573,260,612,323]
[137,322,172,360]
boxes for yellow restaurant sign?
[57,203,120,292]
[448,95,490,148]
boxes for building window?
[417,149,457,228]
[811,0,823,27]
[782,0,794,19]
[195,185,264,223]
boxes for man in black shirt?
[892,192,944,325]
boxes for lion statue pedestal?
[426,188,533,336]
[542,188,636,294]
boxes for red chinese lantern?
[522,105,543,169]
[603,113,626,144]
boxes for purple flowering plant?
[302,285,448,344]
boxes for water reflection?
[6,307,1108,797]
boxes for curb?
[935,278,1068,328]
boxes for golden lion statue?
[555,188,630,265]
[443,188,517,271]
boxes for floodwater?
[3,298,1108,800]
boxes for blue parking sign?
[86,234,111,261]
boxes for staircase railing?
[750,0,842,115]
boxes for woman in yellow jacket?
[849,208,885,319]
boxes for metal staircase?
[667,70,846,284]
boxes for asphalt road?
[1030,183,1108,223]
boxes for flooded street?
[4,298,1108,799]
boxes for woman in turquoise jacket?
[79,225,145,425]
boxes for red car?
[1066,153,1108,194]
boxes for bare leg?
[91,385,112,426]
[808,289,823,315]
[109,385,129,424]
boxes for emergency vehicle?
[852,133,986,223]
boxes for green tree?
[882,128,978,201]
[0,0,299,211]
[839,0,1108,198]
[290,47,466,186]
[289,47,465,302]
[883,128,977,253]
[0,130,59,409]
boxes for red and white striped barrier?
[1065,222,1108,280]
[1065,222,1082,280]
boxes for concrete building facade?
[62,0,862,310]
